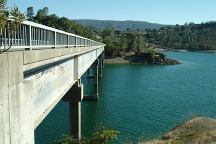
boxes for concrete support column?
[99,55,103,78]
[102,51,105,68]
[87,67,94,79]
[83,59,99,101]
[93,59,99,98]
[87,68,91,78]
[69,101,81,140]
[63,80,83,140]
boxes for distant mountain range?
[74,19,166,31]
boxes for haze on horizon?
[7,0,216,25]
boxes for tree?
[36,7,49,17]
[55,129,119,144]
[26,7,34,21]
[137,34,146,51]
[119,34,128,50]
[0,0,25,53]
[42,7,49,16]
[126,32,138,51]
[35,7,49,22]
[0,0,8,34]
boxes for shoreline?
[157,48,216,53]
[104,49,216,64]
[104,58,130,64]
[105,50,181,65]
[104,57,180,65]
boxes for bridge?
[0,21,105,144]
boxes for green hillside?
[146,22,216,50]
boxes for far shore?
[156,48,216,53]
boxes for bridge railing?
[0,20,103,51]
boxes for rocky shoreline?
[105,51,180,65]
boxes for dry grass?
[140,117,216,144]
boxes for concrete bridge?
[0,21,105,144]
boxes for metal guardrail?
[0,20,103,51]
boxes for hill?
[146,21,216,50]
[75,19,166,31]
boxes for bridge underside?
[0,46,104,144]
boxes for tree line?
[26,7,99,40]
[9,5,216,56]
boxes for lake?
[35,51,216,143]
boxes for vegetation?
[100,21,216,59]
[24,6,181,64]
[100,28,179,64]
[130,50,179,64]
[54,129,119,144]
[2,4,216,54]
[101,28,148,58]
[27,7,154,60]
[76,20,216,51]
[146,22,216,50]
[0,0,24,52]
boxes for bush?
[55,129,119,144]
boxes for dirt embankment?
[141,117,216,144]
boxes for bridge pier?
[102,51,105,68]
[99,54,103,78]
[83,58,99,101]
[93,59,99,97]
[87,68,91,78]
[69,102,81,140]
[63,80,83,140]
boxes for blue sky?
[7,0,216,25]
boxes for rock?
[129,51,180,65]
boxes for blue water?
[35,51,216,143]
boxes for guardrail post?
[54,32,56,48]
[4,30,6,47]
[29,25,32,50]
[75,37,77,47]
[67,35,69,48]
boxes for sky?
[7,0,216,25]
